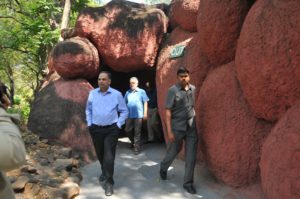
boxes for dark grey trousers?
[125,118,143,149]
[160,123,198,187]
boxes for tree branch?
[14,0,21,6]
[0,15,25,24]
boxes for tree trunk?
[5,66,14,105]
[59,0,71,41]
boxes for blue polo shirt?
[124,87,149,119]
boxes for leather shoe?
[133,147,140,155]
[105,183,113,196]
[98,174,106,182]
[160,169,167,180]
[183,185,196,194]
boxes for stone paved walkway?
[75,138,263,199]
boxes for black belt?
[93,123,116,128]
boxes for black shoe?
[105,183,113,196]
[183,185,196,194]
[99,174,106,182]
[133,147,140,155]
[160,169,167,180]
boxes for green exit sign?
[170,45,186,58]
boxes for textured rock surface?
[28,78,94,160]
[75,0,168,72]
[260,103,300,199]
[197,62,273,187]
[197,0,251,66]
[169,0,200,32]
[49,37,99,79]
[7,130,84,199]
[156,27,210,149]
[235,0,300,121]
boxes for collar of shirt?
[97,87,112,95]
[129,87,140,93]
[175,83,192,91]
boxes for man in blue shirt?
[86,71,128,196]
[124,77,149,155]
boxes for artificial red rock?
[260,103,300,199]
[28,78,95,161]
[75,0,168,72]
[196,62,273,187]
[235,0,300,121]
[47,54,55,73]
[156,27,210,145]
[49,37,99,79]
[40,71,61,90]
[182,36,210,97]
[197,0,251,66]
[168,0,200,32]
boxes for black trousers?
[89,123,119,185]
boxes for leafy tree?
[0,0,89,122]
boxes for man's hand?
[143,114,147,120]
[167,131,175,143]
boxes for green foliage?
[7,95,31,123]
[0,0,90,123]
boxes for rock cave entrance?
[88,65,156,95]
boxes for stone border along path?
[76,138,263,199]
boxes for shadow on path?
[75,138,263,199]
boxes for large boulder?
[169,0,200,32]
[197,62,273,187]
[28,79,95,161]
[75,0,168,72]
[235,0,300,121]
[156,27,210,146]
[260,103,300,199]
[197,0,251,66]
[49,37,100,79]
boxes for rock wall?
[157,0,299,194]
[260,103,300,199]
[75,0,168,72]
[168,0,200,32]
[235,0,300,121]
[197,0,251,66]
[49,37,100,79]
[28,79,95,160]
[28,1,300,198]
[197,62,272,187]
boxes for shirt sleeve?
[165,88,175,109]
[0,109,26,171]
[124,91,128,104]
[142,90,149,102]
[117,93,129,128]
[85,91,93,127]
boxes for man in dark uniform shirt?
[159,66,198,194]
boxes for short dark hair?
[177,66,189,75]
[99,71,112,80]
